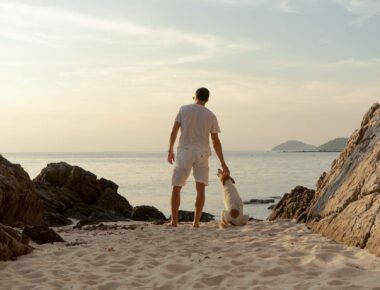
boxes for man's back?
[176,104,220,153]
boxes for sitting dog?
[217,169,249,226]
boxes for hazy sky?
[0,0,379,152]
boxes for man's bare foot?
[166,221,178,227]
[192,222,200,228]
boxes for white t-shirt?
[175,104,221,154]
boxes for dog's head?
[217,168,235,185]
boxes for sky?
[0,0,379,152]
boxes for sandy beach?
[1,221,380,290]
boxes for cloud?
[203,0,298,13]
[334,0,380,20]
[0,2,262,65]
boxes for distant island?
[317,138,348,152]
[272,140,317,152]
[272,138,348,152]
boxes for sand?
[1,220,380,290]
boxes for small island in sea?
[272,137,348,152]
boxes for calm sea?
[3,151,338,220]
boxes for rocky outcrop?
[23,226,64,244]
[33,162,133,226]
[172,210,215,222]
[0,224,32,261]
[269,103,380,256]
[0,155,44,226]
[131,206,167,222]
[267,186,315,221]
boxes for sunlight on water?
[3,151,338,220]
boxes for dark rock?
[0,155,44,226]
[131,206,167,221]
[173,210,215,222]
[33,162,133,226]
[248,217,263,222]
[267,186,315,221]
[243,199,275,205]
[267,204,277,210]
[0,223,33,261]
[23,226,65,244]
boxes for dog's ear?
[231,177,236,184]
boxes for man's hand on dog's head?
[221,163,230,178]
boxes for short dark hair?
[195,87,210,102]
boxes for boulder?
[23,226,64,244]
[0,155,44,226]
[268,103,380,256]
[267,186,315,221]
[173,210,215,222]
[131,206,167,221]
[0,223,32,261]
[33,162,133,226]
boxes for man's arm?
[168,121,181,164]
[211,133,230,176]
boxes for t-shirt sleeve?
[175,107,182,124]
[211,115,221,133]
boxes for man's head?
[195,87,210,102]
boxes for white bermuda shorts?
[172,149,209,187]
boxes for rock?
[304,103,380,256]
[268,103,380,256]
[243,199,275,205]
[267,204,276,210]
[172,210,215,222]
[267,186,315,221]
[0,223,32,261]
[0,155,45,227]
[131,206,167,221]
[33,162,133,226]
[23,226,65,244]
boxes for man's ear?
[231,178,236,184]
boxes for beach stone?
[131,206,167,221]
[33,162,133,226]
[0,155,44,226]
[243,199,275,205]
[23,226,64,244]
[0,223,32,261]
[173,210,215,222]
[269,103,380,256]
[267,186,315,221]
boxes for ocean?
[3,151,339,220]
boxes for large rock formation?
[269,103,380,256]
[0,155,44,226]
[33,162,133,226]
[0,224,32,261]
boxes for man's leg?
[193,182,205,228]
[169,186,181,227]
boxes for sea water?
[3,151,338,220]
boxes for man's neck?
[195,100,206,106]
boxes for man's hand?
[221,163,230,177]
[168,150,175,164]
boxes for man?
[167,87,230,228]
